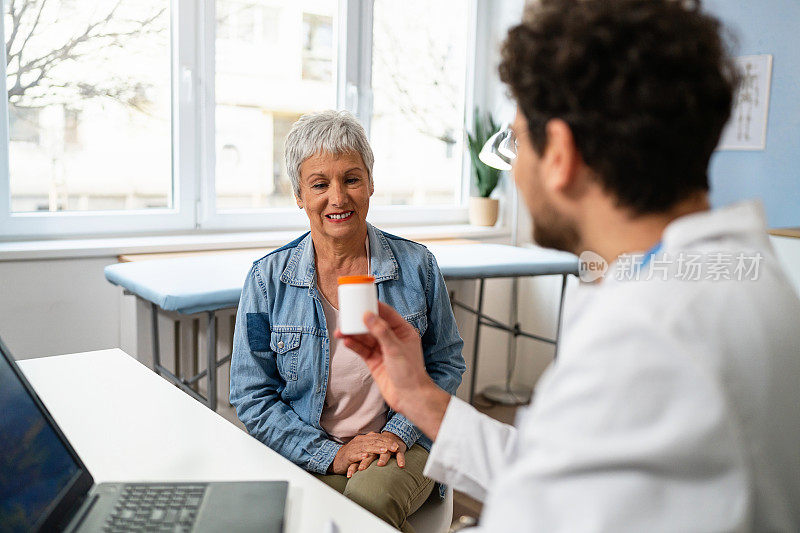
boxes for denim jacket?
[230,223,466,482]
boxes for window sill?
[0,224,511,261]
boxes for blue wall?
[706,0,800,228]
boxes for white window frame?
[0,0,197,238]
[0,0,481,239]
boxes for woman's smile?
[326,210,355,222]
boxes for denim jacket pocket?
[270,330,301,381]
[403,311,428,338]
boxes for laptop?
[0,338,287,533]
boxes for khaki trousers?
[313,445,435,532]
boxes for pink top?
[318,295,389,443]
[317,238,388,443]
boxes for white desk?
[18,349,396,533]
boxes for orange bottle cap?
[338,275,376,285]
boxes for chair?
[406,485,454,533]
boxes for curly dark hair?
[499,0,739,214]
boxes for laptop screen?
[0,347,83,531]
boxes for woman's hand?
[376,431,407,468]
[329,432,403,477]
[343,431,407,478]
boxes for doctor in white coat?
[338,0,800,530]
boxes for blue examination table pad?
[104,244,578,315]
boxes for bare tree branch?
[6,0,31,63]
[15,0,49,66]
[373,15,462,144]
[5,0,166,112]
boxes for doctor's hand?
[336,302,430,412]
[335,302,451,440]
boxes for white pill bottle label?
[338,275,378,335]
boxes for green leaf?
[466,107,503,197]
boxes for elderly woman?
[230,110,465,531]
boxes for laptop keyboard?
[103,483,208,533]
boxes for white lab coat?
[424,202,800,532]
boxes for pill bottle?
[338,275,378,334]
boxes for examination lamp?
[478,124,517,171]
[477,121,531,405]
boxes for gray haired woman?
[230,110,466,531]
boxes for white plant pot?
[468,197,499,227]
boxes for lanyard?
[639,241,663,268]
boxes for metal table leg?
[468,278,486,405]
[482,276,532,405]
[553,274,568,359]
[206,311,217,410]
[151,302,161,376]
[141,299,229,411]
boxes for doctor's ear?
[542,119,582,193]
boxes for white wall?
[0,257,122,359]
[771,236,800,296]
[484,0,525,120]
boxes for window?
[3,0,171,215]
[370,0,469,208]
[1,0,478,237]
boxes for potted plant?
[466,109,502,226]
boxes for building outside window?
[302,12,333,82]
[215,1,337,211]
[370,0,468,207]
